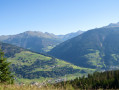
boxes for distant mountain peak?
[57,30,84,41]
[76,30,84,33]
[105,22,119,28]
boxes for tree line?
[54,70,119,89]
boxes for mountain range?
[0,30,84,53]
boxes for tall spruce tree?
[0,49,14,84]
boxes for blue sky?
[0,0,119,35]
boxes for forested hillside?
[55,70,119,89]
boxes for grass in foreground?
[0,84,75,90]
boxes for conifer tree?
[0,49,14,84]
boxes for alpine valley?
[1,22,119,84]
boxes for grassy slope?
[7,51,95,83]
